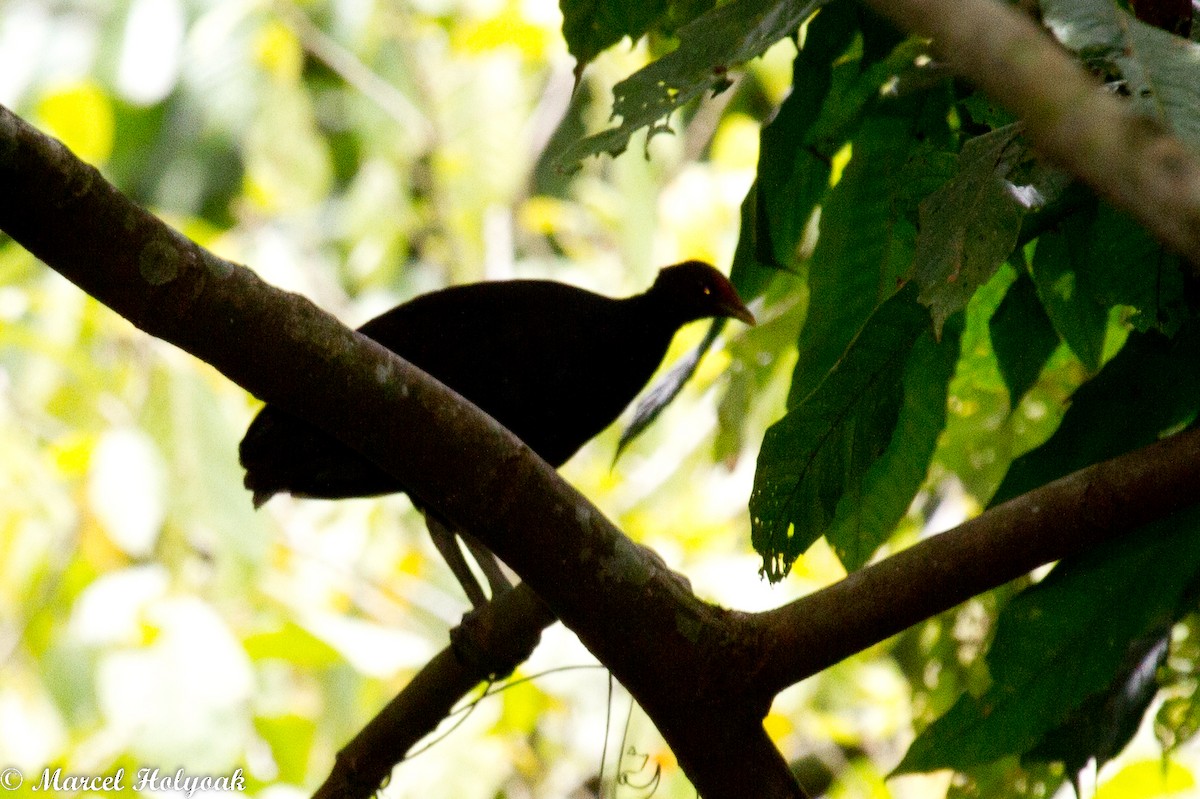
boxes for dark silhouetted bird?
[240,260,754,605]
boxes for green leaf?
[729,178,782,301]
[896,506,1200,774]
[1084,202,1187,336]
[558,0,827,165]
[788,113,952,408]
[1042,0,1200,152]
[988,269,1059,406]
[1024,629,1169,776]
[992,321,1200,506]
[731,13,934,289]
[750,284,931,580]
[559,0,713,70]
[911,126,1029,335]
[826,315,961,570]
[754,3,858,268]
[1028,218,1108,371]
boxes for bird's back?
[240,279,678,504]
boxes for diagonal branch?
[0,104,804,799]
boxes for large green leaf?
[788,114,953,408]
[911,126,1029,335]
[989,269,1060,406]
[1028,216,1109,372]
[992,321,1200,506]
[895,506,1200,774]
[825,314,961,570]
[1042,0,1200,153]
[1023,628,1170,777]
[750,284,931,580]
[559,0,828,165]
[731,12,934,288]
[754,2,858,269]
[1084,202,1187,335]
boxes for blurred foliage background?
[2,0,1199,798]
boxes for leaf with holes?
[560,0,715,72]
[558,0,827,166]
[750,284,930,581]
[825,315,961,570]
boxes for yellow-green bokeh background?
[0,2,1192,797]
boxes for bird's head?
[650,260,756,326]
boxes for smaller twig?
[403,662,610,762]
[274,0,434,146]
[312,584,555,799]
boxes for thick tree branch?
[0,105,803,799]
[862,0,1200,266]
[750,426,1200,697]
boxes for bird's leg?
[459,531,514,599]
[425,514,488,608]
